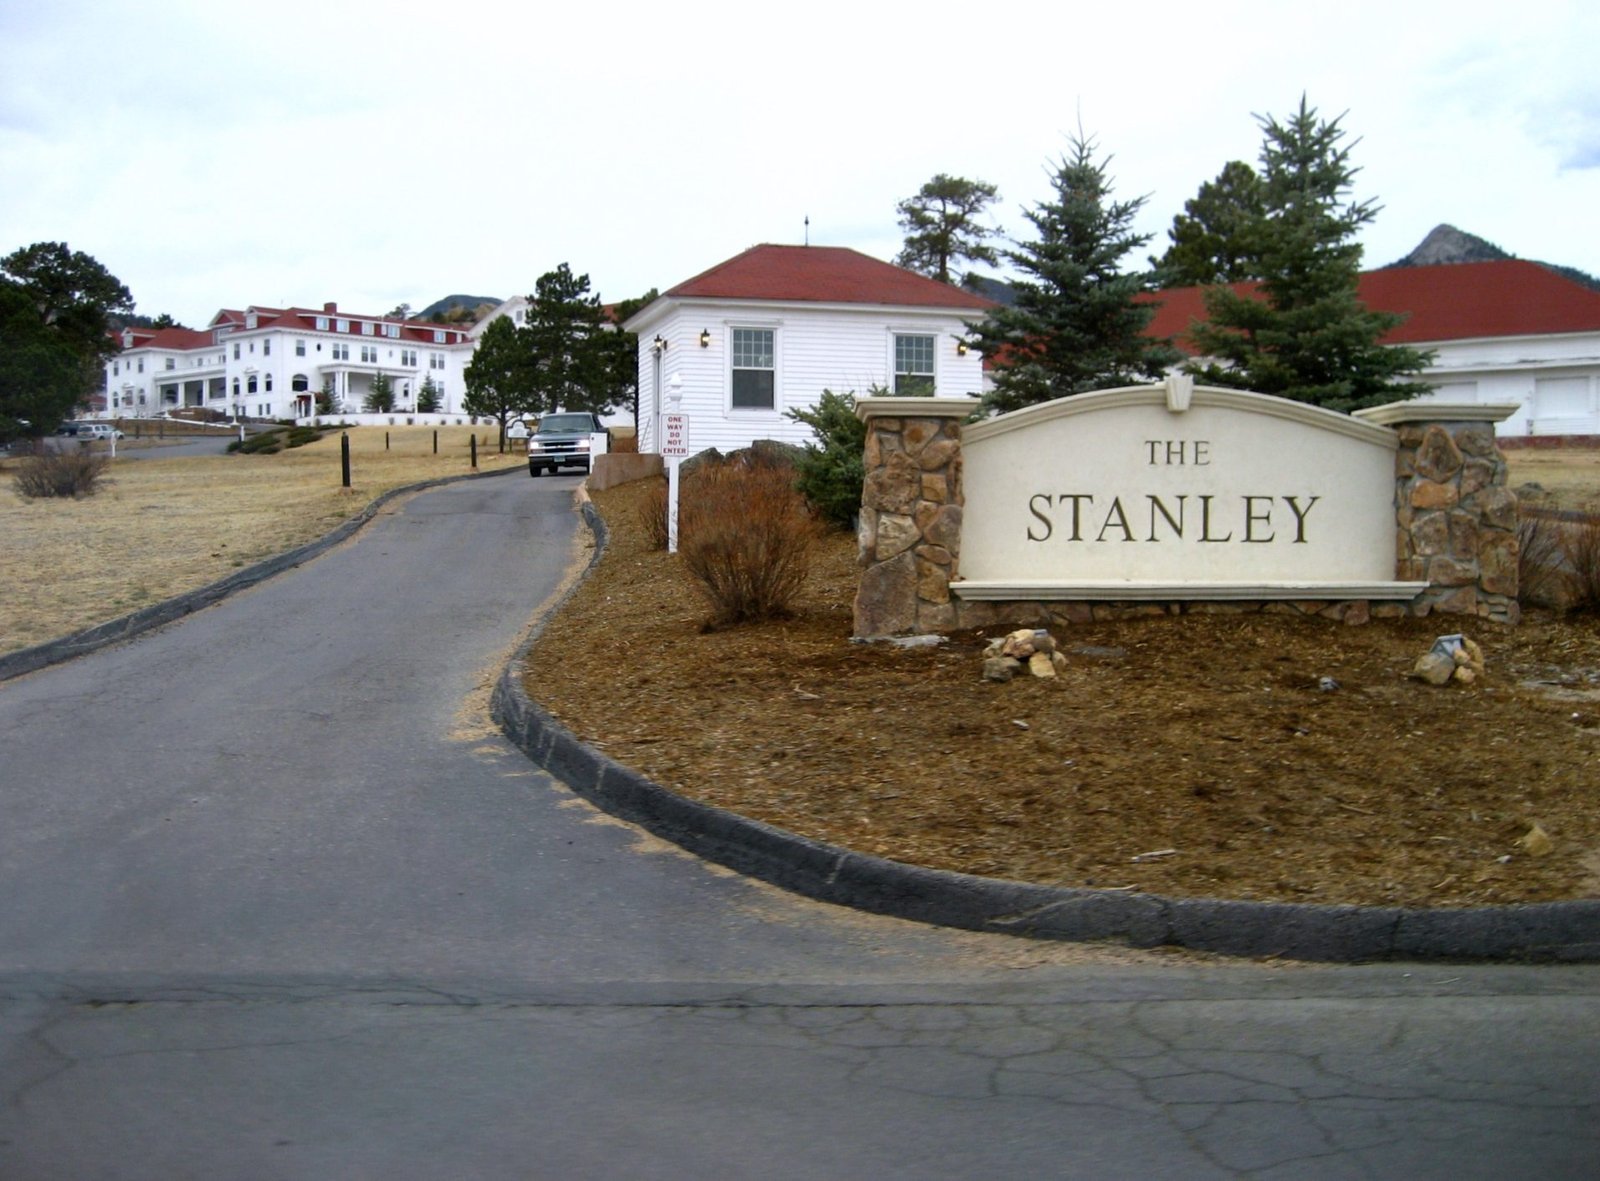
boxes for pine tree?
[362,372,395,412]
[524,263,612,417]
[416,374,440,413]
[1185,98,1433,412]
[463,314,533,440]
[1154,160,1265,286]
[968,134,1180,415]
[894,174,1001,286]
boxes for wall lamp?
[652,334,669,355]
[699,328,711,348]
[956,339,970,356]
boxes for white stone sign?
[957,378,1418,600]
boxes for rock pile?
[1410,633,1487,686]
[982,628,1069,682]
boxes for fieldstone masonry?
[853,398,1521,636]
[855,410,966,636]
[1392,418,1520,624]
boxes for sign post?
[662,376,688,553]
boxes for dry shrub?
[1518,513,1568,608]
[12,448,110,500]
[638,477,669,551]
[678,458,822,625]
[1563,516,1600,612]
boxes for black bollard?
[385,431,390,451]
[341,433,351,488]
[470,434,478,470]
[432,429,438,455]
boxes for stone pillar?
[1356,403,1521,624]
[853,398,969,637]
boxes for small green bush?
[786,388,868,529]
[12,448,110,499]
[679,458,823,626]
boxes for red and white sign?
[662,413,690,458]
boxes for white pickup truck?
[527,412,608,477]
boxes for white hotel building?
[106,303,476,421]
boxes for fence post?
[341,433,351,488]
[470,434,477,470]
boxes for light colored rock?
[1411,651,1457,685]
[982,656,1020,683]
[875,513,920,561]
[1028,652,1057,678]
[1520,824,1554,857]
[1050,651,1069,674]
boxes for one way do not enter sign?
[662,414,690,457]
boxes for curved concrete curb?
[493,503,1600,964]
[0,465,517,684]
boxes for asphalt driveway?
[0,472,1595,1179]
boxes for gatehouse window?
[894,334,935,394]
[731,327,775,410]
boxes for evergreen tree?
[1,242,133,438]
[416,374,440,413]
[1185,98,1433,412]
[967,134,1180,415]
[463,314,534,441]
[894,174,1002,286]
[524,263,614,417]
[362,371,396,412]
[1154,160,1265,286]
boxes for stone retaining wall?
[854,399,1522,636]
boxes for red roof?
[1143,260,1600,353]
[665,244,996,310]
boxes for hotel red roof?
[1143,259,1600,353]
[665,244,996,310]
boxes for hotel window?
[295,339,306,356]
[893,334,935,394]
[401,349,417,366]
[332,343,349,361]
[315,316,329,331]
[360,345,377,363]
[165,357,176,370]
[361,321,374,335]
[429,351,445,369]
[433,329,446,343]
[730,328,775,409]
[233,343,240,360]
[385,323,400,338]
[263,338,271,356]
[265,374,273,392]
[336,319,349,333]
[232,379,240,397]
[247,375,258,393]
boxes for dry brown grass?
[1505,446,1600,513]
[0,426,520,654]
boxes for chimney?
[324,302,338,314]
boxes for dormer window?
[335,318,349,333]
[361,321,374,335]
[315,316,329,331]
[433,329,446,343]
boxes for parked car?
[77,423,124,441]
[527,412,607,476]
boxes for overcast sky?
[3,1,1596,327]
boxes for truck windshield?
[536,415,595,433]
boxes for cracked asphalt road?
[2,473,1596,1179]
